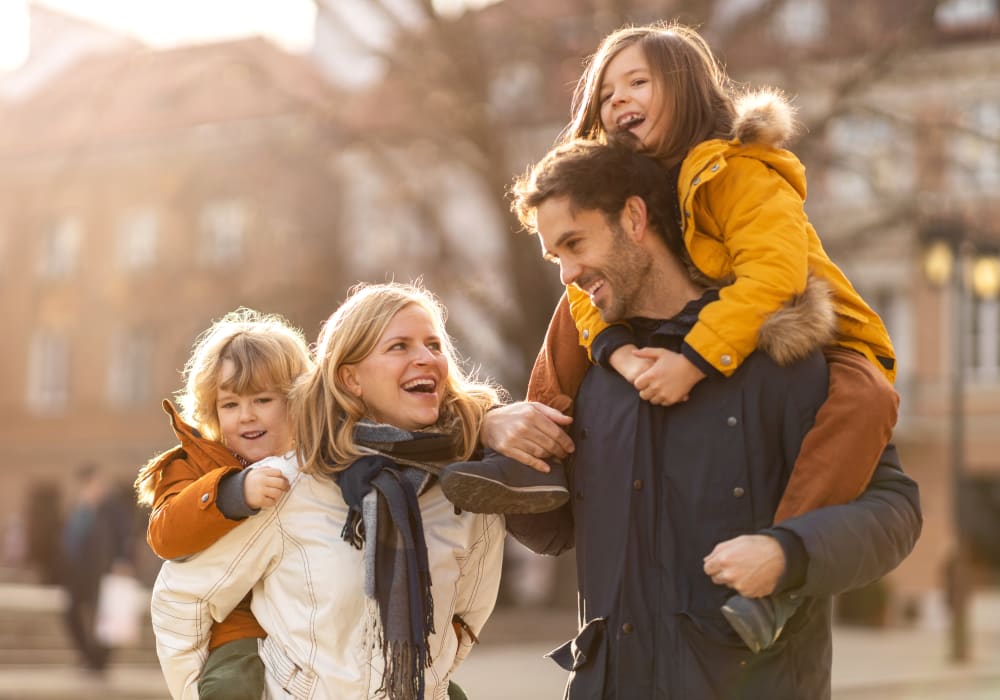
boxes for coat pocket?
[259,634,316,699]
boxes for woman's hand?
[480,402,574,473]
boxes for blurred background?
[0,0,998,698]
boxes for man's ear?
[621,195,649,241]
[338,365,363,398]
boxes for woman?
[151,282,505,700]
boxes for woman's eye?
[390,342,406,351]
[428,341,442,352]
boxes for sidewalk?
[1,584,998,699]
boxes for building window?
[27,329,69,413]
[949,102,1000,193]
[935,0,998,29]
[198,199,245,266]
[772,0,828,45]
[117,208,159,271]
[37,216,81,279]
[825,114,915,203]
[106,327,153,407]
[970,297,999,381]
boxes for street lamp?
[920,221,1000,664]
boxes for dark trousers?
[64,590,110,671]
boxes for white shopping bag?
[95,572,143,647]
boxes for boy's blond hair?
[135,308,312,505]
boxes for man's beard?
[595,223,652,323]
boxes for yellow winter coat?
[568,92,896,383]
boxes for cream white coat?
[151,454,505,699]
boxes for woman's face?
[598,43,669,148]
[339,303,450,431]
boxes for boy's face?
[598,43,669,149]
[536,195,652,324]
[216,360,294,464]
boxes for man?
[461,139,922,698]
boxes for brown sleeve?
[146,457,244,560]
[526,292,591,416]
[773,346,900,524]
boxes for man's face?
[536,195,652,323]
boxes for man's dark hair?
[510,135,684,259]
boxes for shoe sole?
[721,603,765,654]
[441,471,569,514]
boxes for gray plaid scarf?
[336,421,464,700]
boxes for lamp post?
[922,223,1000,664]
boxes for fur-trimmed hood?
[732,89,799,149]
[757,275,835,366]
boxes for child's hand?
[632,348,706,405]
[609,344,655,383]
[244,467,290,509]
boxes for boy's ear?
[338,365,363,398]
[621,195,649,241]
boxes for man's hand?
[703,534,786,598]
[632,348,706,405]
[480,402,574,473]
[244,467,290,509]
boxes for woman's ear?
[338,365,363,398]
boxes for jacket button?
[720,354,733,366]
[621,622,634,634]
[576,490,584,501]
[739,659,748,669]
[733,487,745,498]
[726,416,738,427]
[582,329,590,340]
[580,428,589,439]
[632,479,643,491]
[711,163,720,172]
[692,177,701,185]
[200,493,210,503]
[685,210,692,218]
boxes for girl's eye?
[599,93,612,104]
[632,78,647,87]
[256,397,273,404]
[219,402,237,410]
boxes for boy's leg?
[441,295,587,514]
[198,637,265,700]
[724,346,898,653]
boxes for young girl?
[451,22,899,654]
[135,308,313,699]
[151,282,505,700]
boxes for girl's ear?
[338,365,363,398]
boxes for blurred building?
[0,27,348,525]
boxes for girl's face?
[598,43,669,148]
[216,361,294,464]
[339,303,449,432]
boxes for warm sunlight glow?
[0,1,30,72]
[34,0,316,51]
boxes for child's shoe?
[721,591,801,654]
[440,449,569,514]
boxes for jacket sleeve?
[151,507,282,699]
[505,502,575,557]
[684,154,811,376]
[772,445,921,597]
[147,456,244,561]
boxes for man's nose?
[559,258,580,287]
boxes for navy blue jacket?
[507,304,921,699]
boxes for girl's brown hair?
[564,22,736,166]
[292,282,499,475]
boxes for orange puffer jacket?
[145,399,265,649]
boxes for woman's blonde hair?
[135,308,312,505]
[564,21,737,166]
[293,282,499,475]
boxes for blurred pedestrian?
[60,463,134,674]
